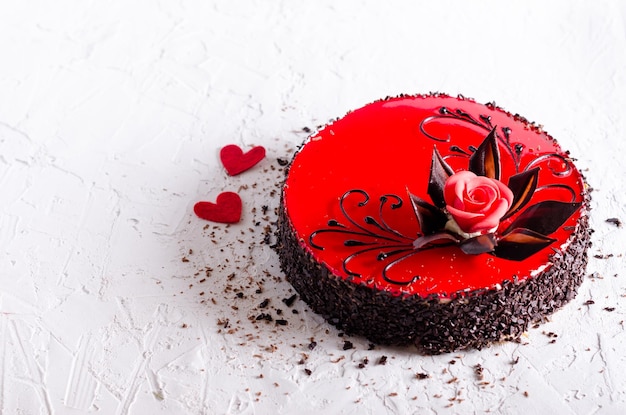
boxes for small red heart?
[220,144,266,176]
[194,192,242,223]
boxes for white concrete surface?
[0,1,625,414]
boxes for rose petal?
[446,204,485,232]
[445,170,476,209]
[444,169,515,234]
[464,186,497,212]
[468,176,500,196]
[466,198,510,232]
[444,171,474,200]
[494,178,514,205]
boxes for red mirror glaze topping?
[283,94,586,298]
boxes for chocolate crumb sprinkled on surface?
[282,294,298,307]
[606,217,622,227]
[474,364,484,380]
[342,340,354,350]
[256,313,273,322]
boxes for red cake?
[277,94,591,354]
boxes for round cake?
[277,93,591,354]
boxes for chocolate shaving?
[282,294,298,307]
[606,218,622,228]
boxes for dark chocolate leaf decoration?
[427,146,454,208]
[502,200,581,236]
[459,233,497,255]
[502,167,540,220]
[408,191,448,235]
[494,228,556,261]
[468,127,500,180]
[413,232,459,250]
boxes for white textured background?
[1,1,625,414]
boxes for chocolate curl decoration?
[408,190,448,236]
[427,146,454,208]
[409,125,581,261]
[459,233,497,255]
[502,167,540,220]
[310,120,582,268]
[502,200,582,236]
[494,228,556,261]
[468,126,501,180]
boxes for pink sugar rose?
[444,171,514,234]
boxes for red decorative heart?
[220,144,266,176]
[194,192,242,223]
